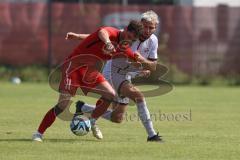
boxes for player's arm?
[135,52,157,71]
[116,48,156,71]
[65,32,89,40]
[135,39,159,71]
[126,70,151,80]
[134,70,151,77]
[98,28,116,53]
[145,36,158,69]
[147,37,158,61]
[140,70,151,77]
[124,49,157,71]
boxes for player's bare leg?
[120,81,163,142]
[89,81,116,118]
[110,103,128,123]
[75,101,127,123]
[32,92,72,142]
[85,81,116,139]
[75,81,162,142]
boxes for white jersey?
[103,34,158,76]
[102,34,158,104]
[131,34,158,60]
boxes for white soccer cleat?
[32,132,43,142]
[91,124,103,140]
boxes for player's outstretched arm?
[65,32,89,40]
[98,29,116,53]
[135,52,157,71]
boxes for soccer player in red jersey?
[32,20,156,142]
[65,11,164,142]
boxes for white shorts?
[102,64,130,104]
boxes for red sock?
[91,98,111,119]
[37,107,56,134]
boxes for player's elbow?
[111,111,125,123]
[98,29,105,35]
[98,29,109,40]
[145,61,157,71]
[149,61,157,71]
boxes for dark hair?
[127,20,143,38]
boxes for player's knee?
[57,101,69,110]
[107,90,116,100]
[111,114,124,123]
[130,90,144,103]
[54,104,64,116]
[55,100,74,121]
[56,99,72,113]
[135,93,145,103]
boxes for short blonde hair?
[141,10,159,24]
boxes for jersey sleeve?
[100,27,119,38]
[124,47,137,61]
[113,47,137,61]
[148,36,158,60]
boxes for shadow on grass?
[45,138,100,143]
[0,138,32,142]
[0,138,101,143]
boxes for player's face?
[121,31,137,45]
[141,19,157,39]
[126,31,138,41]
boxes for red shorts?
[59,60,106,96]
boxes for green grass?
[0,82,240,160]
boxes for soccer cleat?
[147,133,163,142]
[75,100,85,115]
[32,132,43,142]
[91,124,103,140]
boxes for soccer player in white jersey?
[66,11,162,142]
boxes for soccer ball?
[11,77,21,84]
[70,115,91,136]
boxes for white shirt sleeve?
[148,35,158,60]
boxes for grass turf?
[0,82,240,160]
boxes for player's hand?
[65,32,78,40]
[131,61,142,69]
[105,42,116,52]
[128,52,143,69]
[103,42,116,54]
[134,51,157,71]
[139,70,151,77]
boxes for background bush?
[0,65,239,85]
[0,65,48,82]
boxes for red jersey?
[59,26,136,96]
[68,27,135,62]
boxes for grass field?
[0,82,240,160]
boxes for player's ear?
[124,27,128,33]
[121,29,127,38]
